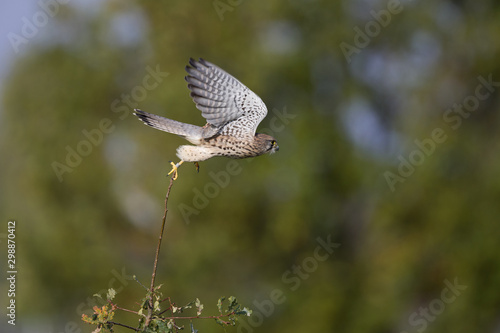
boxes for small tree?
[82,177,251,332]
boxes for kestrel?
[134,58,279,180]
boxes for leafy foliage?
[82,286,250,333]
[81,304,116,333]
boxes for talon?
[194,162,200,173]
[167,162,178,180]
[167,161,184,180]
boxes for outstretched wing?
[185,58,268,137]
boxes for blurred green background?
[1,0,500,332]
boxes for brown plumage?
[134,58,279,179]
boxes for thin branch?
[157,297,173,316]
[108,321,140,331]
[111,303,141,315]
[162,311,237,321]
[144,176,175,328]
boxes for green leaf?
[152,319,170,333]
[154,300,160,311]
[183,300,194,309]
[227,296,238,312]
[235,307,252,317]
[217,297,225,314]
[106,288,116,300]
[195,298,204,316]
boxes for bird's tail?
[134,109,203,142]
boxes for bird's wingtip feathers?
[187,57,212,70]
[188,57,198,68]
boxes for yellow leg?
[167,160,184,180]
[194,162,200,173]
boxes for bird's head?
[255,133,279,155]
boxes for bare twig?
[108,321,140,331]
[163,311,237,321]
[110,302,141,315]
[144,176,175,328]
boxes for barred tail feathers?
[134,109,202,143]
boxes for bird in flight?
[134,58,279,180]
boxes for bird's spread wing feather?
[185,58,268,137]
